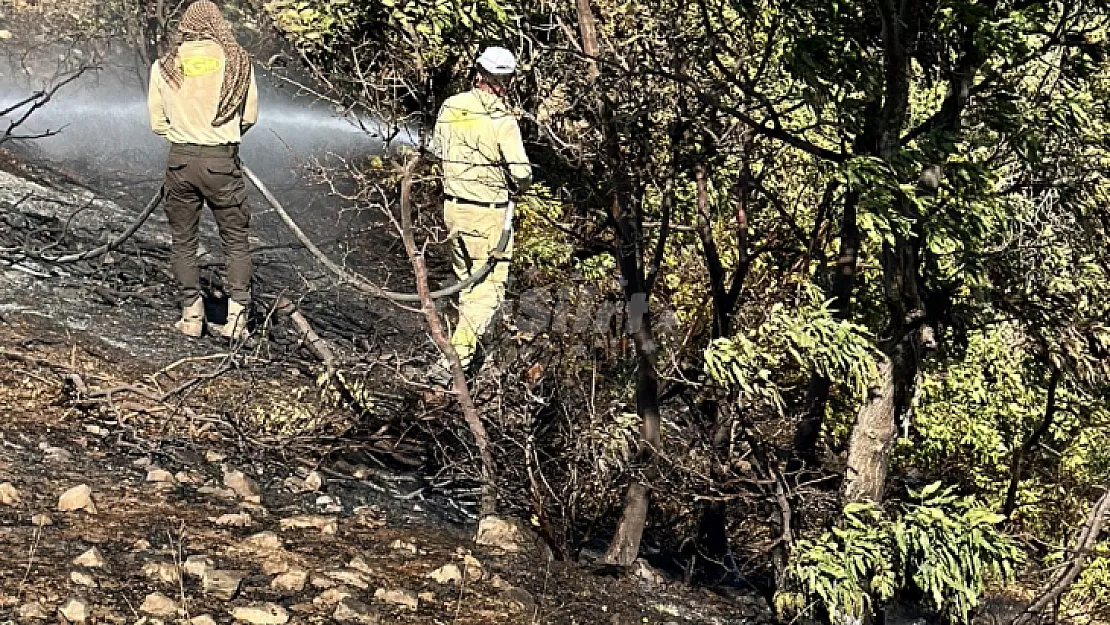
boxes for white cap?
[476,46,517,75]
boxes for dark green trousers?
[163,143,252,307]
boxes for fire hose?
[28,164,512,303]
[243,166,513,303]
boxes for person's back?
[433,86,530,205]
[150,40,255,146]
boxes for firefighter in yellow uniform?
[430,47,532,383]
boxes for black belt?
[444,195,509,209]
[170,143,239,157]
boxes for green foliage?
[705,285,877,410]
[779,484,1023,624]
[265,0,515,78]
[514,183,574,274]
[1064,549,1110,621]
[264,0,359,49]
[897,326,1042,490]
[257,0,1110,615]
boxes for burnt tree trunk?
[572,0,665,568]
[796,97,882,467]
[603,185,663,566]
[796,188,862,465]
[692,162,749,576]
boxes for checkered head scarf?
[158,1,252,127]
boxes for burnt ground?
[0,151,771,624]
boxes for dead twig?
[1,66,95,145]
[16,516,47,601]
[1013,486,1110,625]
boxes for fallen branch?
[1,187,164,265]
[274,295,337,367]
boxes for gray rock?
[223,467,262,502]
[425,563,461,585]
[16,602,49,620]
[311,575,338,590]
[70,570,97,588]
[72,547,104,568]
[184,555,215,579]
[313,586,352,606]
[175,471,201,484]
[58,598,89,623]
[389,539,417,554]
[347,555,374,575]
[203,569,245,601]
[243,531,282,551]
[261,556,293,576]
[142,561,180,584]
[145,468,176,484]
[373,587,419,610]
[333,598,379,624]
[198,485,237,499]
[210,512,253,527]
[0,481,21,506]
[140,592,179,617]
[58,485,97,514]
[230,603,289,625]
[279,515,337,535]
[31,514,53,527]
[327,569,369,589]
[271,569,308,592]
[304,470,325,492]
[474,515,549,558]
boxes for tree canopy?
[252,0,1110,622]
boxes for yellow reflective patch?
[442,107,482,130]
[181,56,222,77]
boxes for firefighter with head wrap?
[430,46,532,384]
[147,0,259,340]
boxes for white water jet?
[0,64,415,180]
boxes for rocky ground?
[0,147,771,624]
[0,313,769,625]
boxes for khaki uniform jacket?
[431,89,531,204]
[148,40,259,146]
